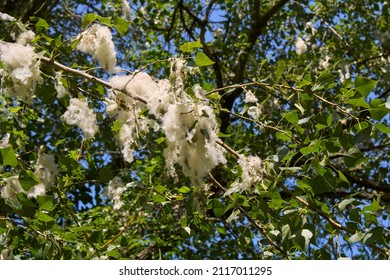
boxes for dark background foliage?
[0,0,389,259]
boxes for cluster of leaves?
[0,0,389,260]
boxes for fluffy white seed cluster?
[338,62,351,82]
[0,133,10,148]
[0,12,16,22]
[121,0,131,21]
[1,150,58,206]
[107,176,125,210]
[162,59,226,185]
[33,151,58,195]
[319,55,331,70]
[54,71,68,98]
[77,24,117,72]
[0,42,42,104]
[244,90,258,103]
[0,248,13,260]
[107,59,226,186]
[17,30,36,46]
[61,98,99,139]
[295,37,307,55]
[162,100,226,185]
[107,72,172,163]
[226,154,267,195]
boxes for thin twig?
[99,214,138,251]
[216,139,240,159]
[40,56,148,104]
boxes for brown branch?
[343,171,390,194]
[40,56,148,104]
[218,0,291,132]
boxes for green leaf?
[195,52,215,67]
[113,16,130,36]
[208,92,221,99]
[82,13,99,28]
[275,131,292,141]
[152,194,166,203]
[37,195,54,211]
[344,152,366,168]
[153,137,165,145]
[178,186,191,193]
[111,119,121,132]
[375,123,390,134]
[353,126,371,145]
[369,100,390,120]
[16,193,36,217]
[54,139,65,147]
[300,139,321,155]
[348,231,365,243]
[337,170,350,185]
[355,76,378,97]
[0,147,18,167]
[218,132,234,138]
[311,173,335,194]
[338,198,355,211]
[281,224,290,242]
[37,212,55,222]
[362,199,382,214]
[19,170,40,191]
[282,110,299,124]
[345,97,370,109]
[212,198,226,218]
[154,184,167,193]
[179,40,203,52]
[35,18,50,32]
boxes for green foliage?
[0,0,389,261]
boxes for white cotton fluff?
[162,81,226,185]
[1,150,58,206]
[1,176,45,206]
[0,248,13,260]
[61,98,98,139]
[107,73,172,163]
[295,37,307,55]
[0,12,16,22]
[107,60,226,185]
[0,133,10,148]
[170,58,186,98]
[338,62,350,82]
[17,30,36,46]
[121,0,131,21]
[244,90,258,103]
[34,151,58,189]
[0,42,42,104]
[319,55,331,69]
[226,154,267,195]
[0,176,24,206]
[54,71,68,98]
[107,176,125,210]
[77,24,117,72]
[159,59,226,185]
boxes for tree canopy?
[0,0,389,260]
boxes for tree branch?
[218,0,291,132]
[40,56,148,104]
[279,184,389,258]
